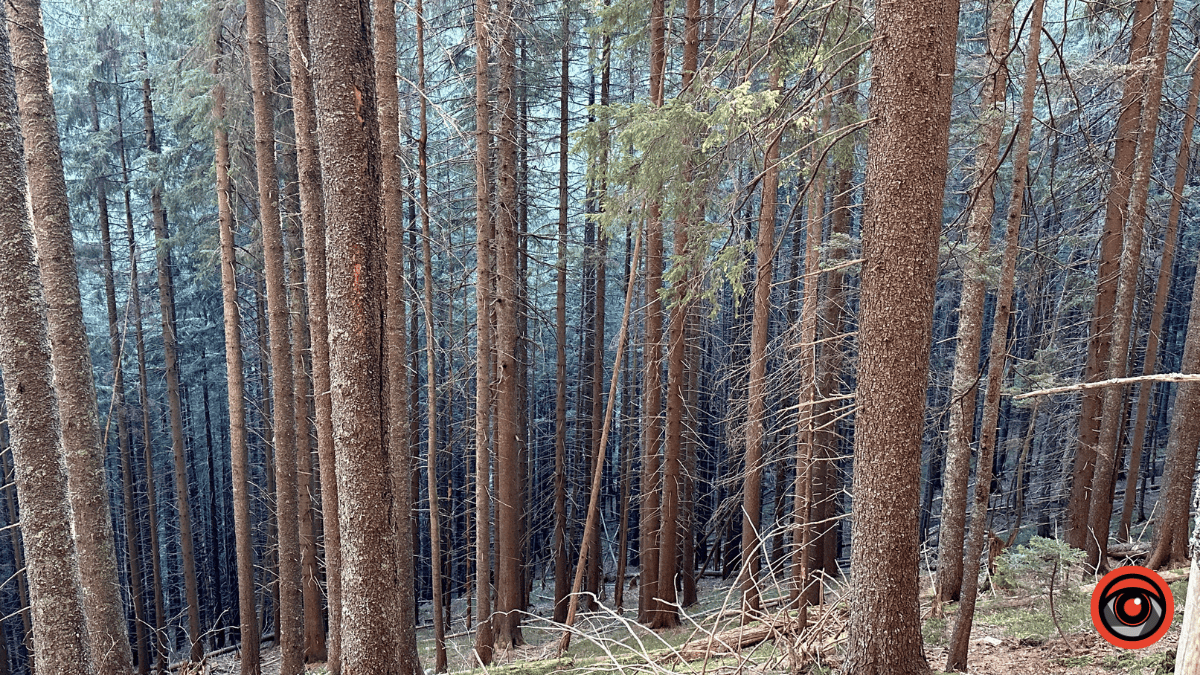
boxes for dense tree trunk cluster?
[2,0,1200,673]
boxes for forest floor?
[206,559,1189,675]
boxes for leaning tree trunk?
[1087,0,1173,572]
[945,3,1042,669]
[1120,46,1200,542]
[0,16,95,673]
[936,0,1011,605]
[92,82,150,674]
[7,2,134,672]
[843,0,959,673]
[1066,0,1155,548]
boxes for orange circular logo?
[1090,566,1174,649]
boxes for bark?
[212,29,262,672]
[552,1,570,627]
[7,3,133,672]
[140,57,204,664]
[640,0,666,628]
[284,0,341,667]
[494,0,525,649]
[936,0,1011,605]
[1178,557,1200,674]
[93,82,150,674]
[945,3,1040,669]
[415,0,448,665]
[843,0,959,672]
[1087,0,1173,572]
[115,79,167,673]
[475,0,498,658]
[372,0,421,671]
[745,0,790,618]
[246,0,304,666]
[307,0,405,670]
[1066,0,1155,548]
[0,16,94,672]
[1120,41,1200,541]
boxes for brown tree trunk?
[1087,0,1173,572]
[1120,36,1200,542]
[372,0,421,671]
[936,0,1011,605]
[246,0,304,666]
[0,23,94,673]
[494,0,524,648]
[1066,0,1155,548]
[114,77,167,672]
[283,0,342,667]
[93,81,150,674]
[474,0,498,659]
[745,0,790,618]
[843,0,959,672]
[945,3,1041,669]
[639,0,666,628]
[552,1,570,627]
[7,3,134,672]
[308,0,407,670]
[212,24,262,672]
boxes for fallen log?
[672,618,795,662]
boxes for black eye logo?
[1090,566,1174,649]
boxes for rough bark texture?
[475,0,498,658]
[284,0,342,667]
[308,0,405,670]
[93,81,150,674]
[936,0,1010,604]
[7,3,134,672]
[1178,557,1200,674]
[372,0,421,671]
[213,34,262,672]
[494,0,525,648]
[552,4,570,627]
[744,0,789,617]
[140,59,204,663]
[843,0,959,672]
[1121,33,1200,542]
[1066,0,1154,548]
[640,0,666,628]
[0,15,95,672]
[246,0,304,666]
[1087,0,1173,572]
[945,4,1038,669]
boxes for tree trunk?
[93,80,150,674]
[493,0,525,649]
[936,0,1011,605]
[212,24,262,671]
[246,0,303,666]
[1120,35,1200,542]
[640,0,666,628]
[284,0,342,667]
[552,1,570,627]
[7,3,134,672]
[0,17,95,673]
[945,3,1041,669]
[372,0,421,671]
[1066,0,1155,548]
[140,56,204,665]
[474,0,498,658]
[307,0,406,670]
[1087,0,1173,572]
[843,0,959,673]
[114,77,168,672]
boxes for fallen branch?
[1014,373,1200,400]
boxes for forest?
[1,0,1200,672]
